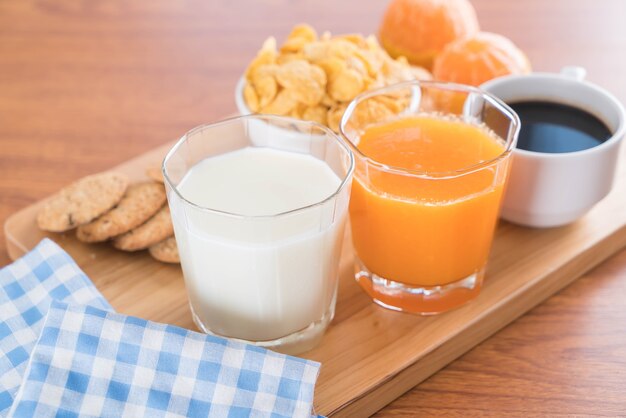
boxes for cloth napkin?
[9,302,320,418]
[0,239,322,417]
[0,239,112,415]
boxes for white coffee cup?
[481,67,626,228]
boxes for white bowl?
[233,76,342,156]
[234,77,252,115]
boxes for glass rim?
[162,114,355,220]
[339,80,521,179]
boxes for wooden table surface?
[2,0,625,416]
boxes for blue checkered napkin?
[0,239,112,415]
[10,302,321,418]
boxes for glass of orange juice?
[340,81,520,314]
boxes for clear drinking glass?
[340,81,520,315]
[163,115,354,354]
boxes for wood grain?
[2,0,626,416]
[375,251,626,417]
[6,131,626,417]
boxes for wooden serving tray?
[5,141,626,417]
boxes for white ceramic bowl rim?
[480,72,626,159]
[235,77,252,115]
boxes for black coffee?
[509,101,612,153]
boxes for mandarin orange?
[379,0,479,69]
[433,31,531,86]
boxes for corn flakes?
[302,105,328,126]
[274,60,326,106]
[245,37,277,79]
[250,65,278,108]
[281,24,317,53]
[261,89,298,115]
[242,24,432,131]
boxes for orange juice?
[350,115,508,291]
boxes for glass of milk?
[163,115,354,354]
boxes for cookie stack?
[36,171,180,263]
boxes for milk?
[177,147,341,216]
[169,147,348,347]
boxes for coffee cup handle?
[560,66,586,81]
